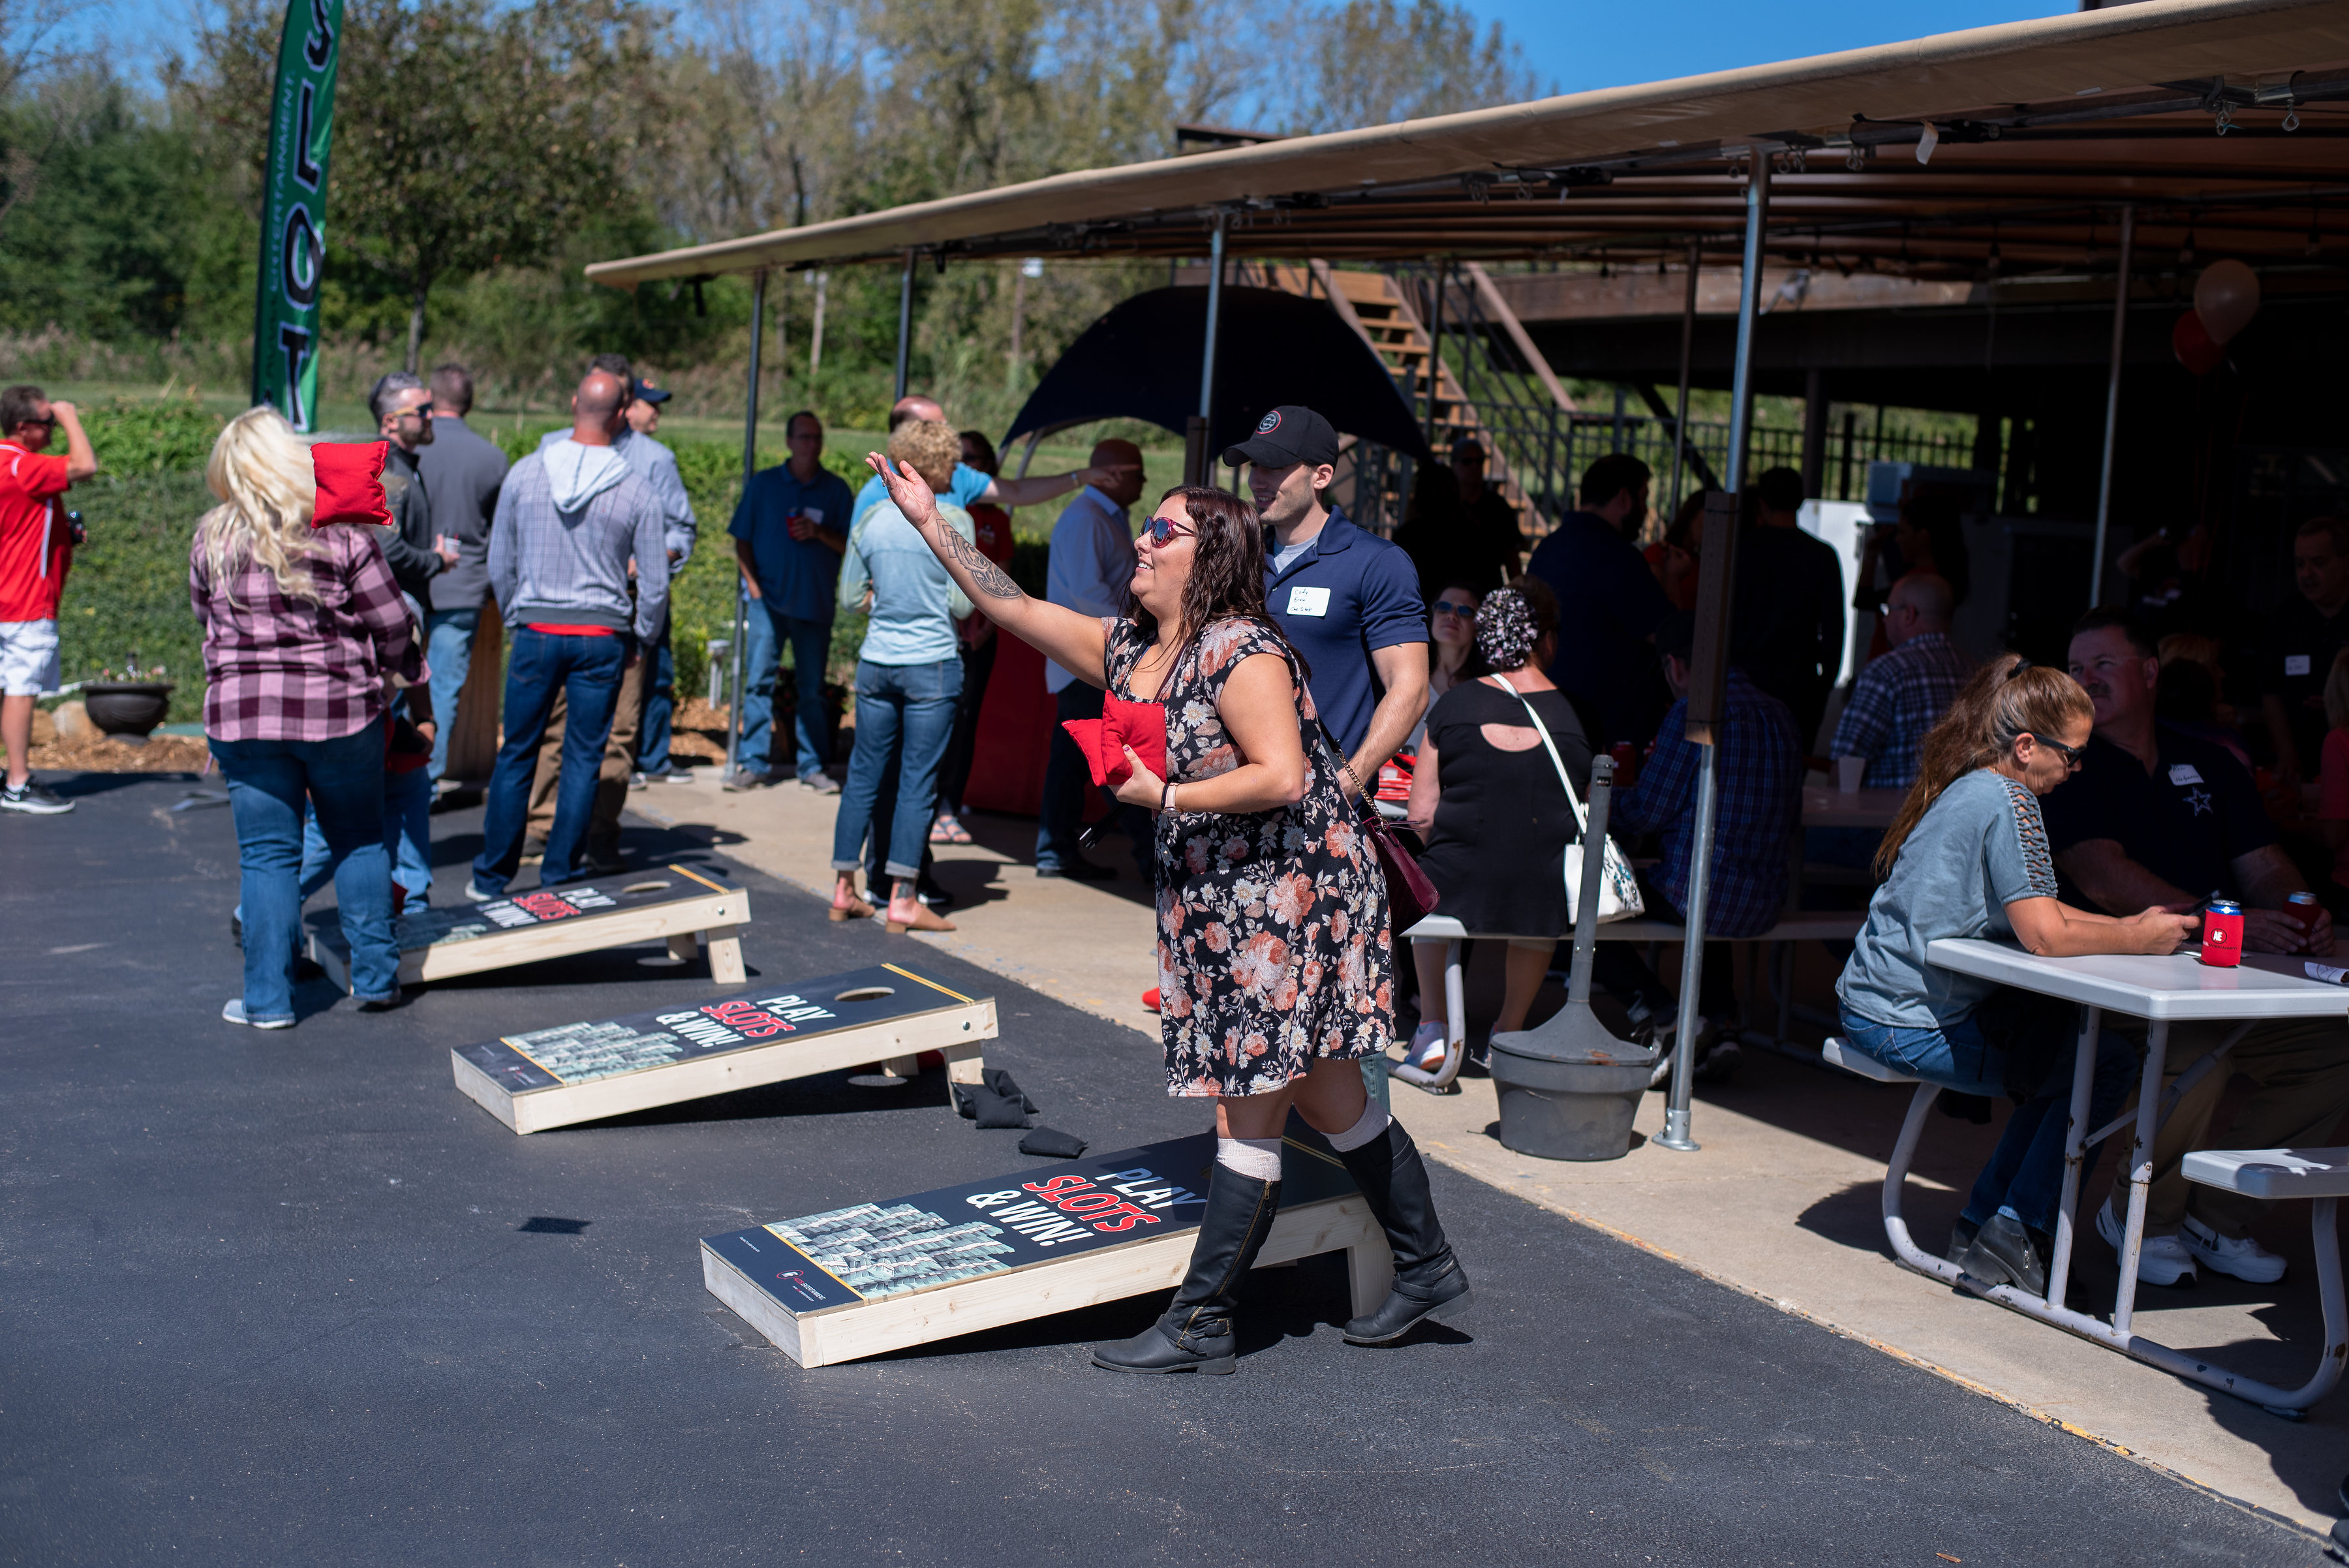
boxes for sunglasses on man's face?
[1432,599,1477,617]
[1141,514,1193,545]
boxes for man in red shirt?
[0,384,97,814]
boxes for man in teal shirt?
[731,410,854,790]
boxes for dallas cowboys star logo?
[2184,787,2213,816]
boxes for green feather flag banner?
[251,0,344,433]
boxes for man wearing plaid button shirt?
[1829,572,1968,790]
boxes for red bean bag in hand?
[311,440,392,527]
[1060,694,1169,789]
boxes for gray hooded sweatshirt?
[487,438,669,641]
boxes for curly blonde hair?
[888,418,961,491]
[195,406,323,604]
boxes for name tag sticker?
[1286,585,1332,617]
[803,506,824,524]
[2288,654,2312,677]
[2168,763,2205,786]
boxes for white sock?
[1216,1136,1284,1182]
[1327,1098,1390,1154]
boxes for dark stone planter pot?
[83,681,176,739]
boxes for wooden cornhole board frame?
[451,962,994,1134]
[701,1126,1393,1369]
[311,861,750,991]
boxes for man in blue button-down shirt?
[731,410,855,790]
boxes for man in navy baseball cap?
[1223,403,1340,470]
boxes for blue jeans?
[302,762,433,906]
[639,624,676,773]
[476,628,628,893]
[1839,1004,2135,1235]
[423,606,482,780]
[735,596,780,773]
[833,658,961,882]
[211,718,398,1015]
[768,607,835,778]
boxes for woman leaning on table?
[1835,654,2196,1297]
[864,452,1471,1374]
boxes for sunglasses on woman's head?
[1432,599,1477,617]
[1141,514,1193,544]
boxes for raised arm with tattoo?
[865,453,1113,686]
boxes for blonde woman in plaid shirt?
[194,407,420,1028]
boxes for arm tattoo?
[940,524,1026,602]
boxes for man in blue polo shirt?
[1235,404,1428,801]
[851,393,1133,527]
[731,410,855,791]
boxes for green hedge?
[48,405,1058,724]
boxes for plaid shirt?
[1612,669,1803,937]
[192,523,421,743]
[1828,632,1971,790]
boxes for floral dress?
[1102,615,1394,1098]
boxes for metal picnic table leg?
[2044,1004,2101,1308]
[2111,1017,2170,1336]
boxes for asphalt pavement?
[0,776,2324,1565]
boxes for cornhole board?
[450,962,993,1134]
[701,1124,1393,1369]
[311,861,750,991]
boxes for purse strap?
[1484,675,1591,840]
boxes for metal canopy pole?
[1424,261,1447,447]
[1668,238,1699,517]
[725,268,767,784]
[2089,205,2135,607]
[893,249,915,401]
[1657,149,1770,1156]
[1197,211,1227,482]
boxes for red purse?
[311,440,391,527]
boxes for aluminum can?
[2200,898,2245,968]
[2288,891,2322,937]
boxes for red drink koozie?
[2199,899,2244,967]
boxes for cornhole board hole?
[701,1125,1392,1369]
[451,962,994,1134]
[311,862,750,991]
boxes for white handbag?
[1487,676,1644,925]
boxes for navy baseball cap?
[630,378,672,405]
[1223,405,1339,470]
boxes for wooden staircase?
[1231,260,1562,538]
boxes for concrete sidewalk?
[630,769,2348,1536]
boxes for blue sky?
[1460,0,2070,97]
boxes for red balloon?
[2172,311,2222,376]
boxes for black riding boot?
[1091,1168,1280,1375]
[1337,1120,1472,1344]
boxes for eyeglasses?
[1141,514,1193,545]
[1432,600,1477,618]
[2028,733,2089,767]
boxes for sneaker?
[1036,857,1116,882]
[629,771,649,790]
[1402,1020,1448,1072]
[2096,1199,2198,1286]
[358,992,411,1014]
[643,765,694,783]
[0,778,73,814]
[466,878,499,903]
[1694,1033,1742,1083]
[221,998,294,1030]
[722,767,770,793]
[2181,1215,2288,1284]
[797,769,842,795]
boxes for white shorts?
[0,618,61,696]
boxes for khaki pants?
[2106,1017,2349,1237]
[526,647,650,853]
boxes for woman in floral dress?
[865,453,1471,1375]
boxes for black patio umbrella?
[1002,285,1433,463]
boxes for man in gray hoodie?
[469,369,669,897]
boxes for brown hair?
[888,419,960,491]
[1130,486,1304,679]
[1873,653,2091,878]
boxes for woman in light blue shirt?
[829,420,974,933]
[1837,655,2194,1298]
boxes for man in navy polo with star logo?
[1233,407,1427,793]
